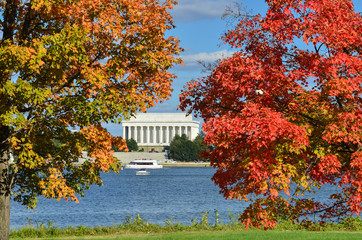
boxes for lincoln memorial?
[122,113,200,151]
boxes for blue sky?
[151,0,362,113]
[106,0,362,136]
[149,0,264,114]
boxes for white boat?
[125,159,163,169]
[136,169,150,175]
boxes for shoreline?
[73,152,211,167]
[10,215,362,239]
[161,162,210,167]
[73,161,211,168]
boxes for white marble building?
[122,113,200,151]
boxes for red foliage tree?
[180,0,361,229]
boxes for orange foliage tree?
[180,0,361,229]
[0,0,181,238]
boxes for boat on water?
[125,159,163,169]
[136,169,150,175]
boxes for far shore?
[113,152,209,166]
[74,151,211,167]
[162,162,210,167]
[73,161,210,168]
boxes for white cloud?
[181,50,235,67]
[171,0,233,22]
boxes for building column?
[170,126,174,142]
[160,126,163,144]
[140,126,144,144]
[130,126,134,139]
[146,126,149,144]
[153,126,156,144]
[150,126,153,144]
[134,126,138,142]
[176,126,179,136]
[165,126,169,144]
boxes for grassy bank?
[10,230,362,240]
[10,212,362,239]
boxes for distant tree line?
[126,138,139,152]
[112,133,209,160]
[169,133,209,162]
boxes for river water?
[10,167,339,229]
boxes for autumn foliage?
[0,0,181,229]
[180,0,361,229]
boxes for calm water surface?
[11,167,243,229]
[10,167,338,229]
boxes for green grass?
[10,230,362,240]
[10,212,362,239]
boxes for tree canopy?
[169,134,199,162]
[0,0,181,238]
[126,138,138,152]
[180,0,361,229]
[193,131,209,152]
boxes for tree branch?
[2,0,17,41]
[19,1,33,44]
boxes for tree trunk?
[0,125,11,240]
[1,1,17,239]
[0,190,10,240]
